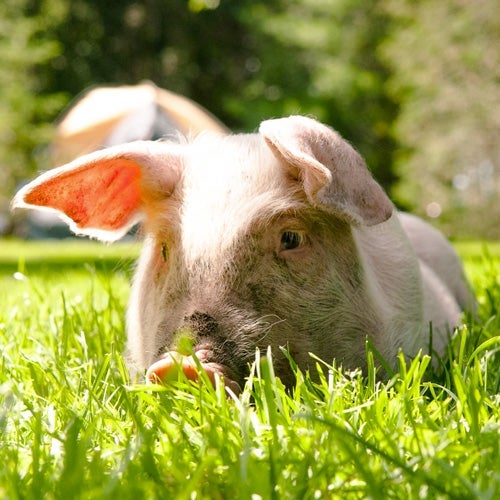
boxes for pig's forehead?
[183,133,281,187]
[180,133,296,215]
[177,133,305,258]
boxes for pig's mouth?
[146,347,243,395]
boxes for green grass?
[0,239,498,499]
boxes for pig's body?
[13,116,474,390]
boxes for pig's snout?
[146,349,242,395]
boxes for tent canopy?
[52,81,229,165]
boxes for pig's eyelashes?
[279,231,305,251]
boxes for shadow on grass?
[0,238,139,276]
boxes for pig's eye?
[280,231,304,251]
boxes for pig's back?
[398,212,475,312]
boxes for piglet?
[12,116,474,392]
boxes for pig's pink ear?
[259,115,393,226]
[11,141,181,241]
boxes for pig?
[12,116,474,392]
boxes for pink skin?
[146,349,242,395]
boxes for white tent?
[51,81,229,165]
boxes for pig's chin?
[146,348,243,395]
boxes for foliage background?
[0,0,499,238]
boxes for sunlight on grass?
[0,239,498,498]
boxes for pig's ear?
[11,141,182,241]
[259,115,393,226]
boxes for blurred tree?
[34,0,396,186]
[382,0,500,238]
[2,0,497,237]
[233,0,399,188]
[37,0,260,128]
[0,0,67,201]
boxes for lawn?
[0,239,498,499]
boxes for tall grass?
[0,241,498,498]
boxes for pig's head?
[13,116,394,391]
